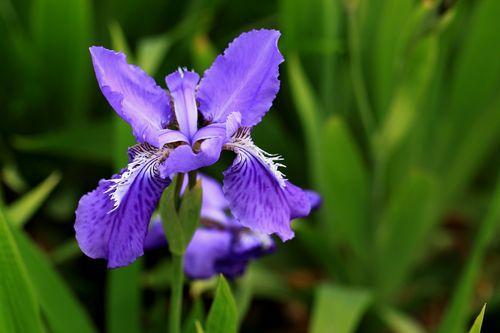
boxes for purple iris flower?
[75,29,319,268]
[144,175,322,279]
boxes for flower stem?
[169,253,184,333]
[188,171,197,189]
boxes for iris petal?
[223,130,311,241]
[165,69,200,142]
[197,29,283,126]
[89,47,172,147]
[75,144,170,268]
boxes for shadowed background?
[0,0,499,332]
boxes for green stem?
[188,171,197,189]
[169,254,184,333]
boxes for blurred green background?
[0,0,499,332]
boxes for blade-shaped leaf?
[379,307,426,333]
[137,33,172,76]
[206,275,238,333]
[376,170,439,298]
[8,171,61,227]
[437,177,500,333]
[13,120,113,165]
[322,116,369,261]
[30,0,92,126]
[468,305,486,333]
[0,204,44,333]
[107,111,141,333]
[11,228,97,333]
[310,284,372,333]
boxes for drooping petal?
[90,47,172,147]
[165,69,199,141]
[75,144,170,268]
[305,190,323,211]
[223,130,311,241]
[184,228,233,279]
[143,218,167,251]
[197,29,283,126]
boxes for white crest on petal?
[105,144,163,212]
[224,127,286,188]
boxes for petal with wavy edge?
[197,29,283,126]
[89,46,171,147]
[75,144,170,268]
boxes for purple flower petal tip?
[89,46,172,147]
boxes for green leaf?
[376,170,439,298]
[322,116,369,260]
[11,228,97,333]
[137,33,172,76]
[160,177,202,255]
[109,21,132,58]
[435,0,500,171]
[195,321,205,333]
[13,120,113,165]
[370,0,416,116]
[309,284,372,333]
[0,204,44,333]
[191,33,217,73]
[183,297,205,333]
[206,275,238,333]
[468,305,486,333]
[437,177,500,333]
[107,264,142,333]
[279,0,342,115]
[286,53,324,188]
[107,112,141,333]
[375,34,438,160]
[30,0,92,125]
[8,171,61,227]
[379,307,426,333]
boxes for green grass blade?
[370,0,415,116]
[206,275,238,333]
[437,177,500,333]
[310,284,372,333]
[468,305,486,333]
[107,264,142,333]
[376,170,439,298]
[13,120,113,165]
[0,204,44,333]
[106,118,141,333]
[286,53,323,187]
[322,116,370,261]
[11,228,97,333]
[8,171,61,227]
[379,307,426,333]
[137,33,172,76]
[30,0,92,126]
[435,0,500,172]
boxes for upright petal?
[90,47,171,147]
[197,29,283,126]
[165,69,199,141]
[223,129,311,240]
[75,144,170,268]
